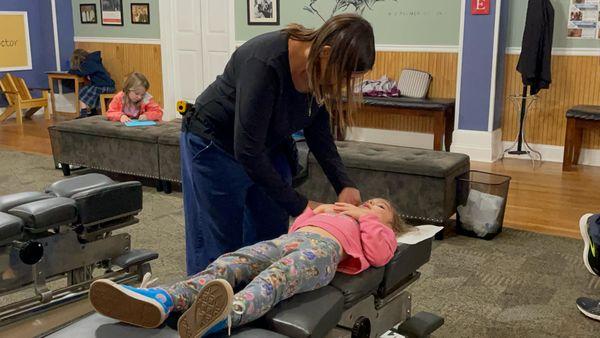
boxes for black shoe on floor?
[579,213,600,276]
[577,297,600,321]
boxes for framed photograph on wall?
[80,4,97,24]
[131,3,150,24]
[247,0,280,25]
[100,0,123,26]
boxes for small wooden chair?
[0,73,50,125]
[100,93,116,116]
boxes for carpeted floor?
[1,149,599,337]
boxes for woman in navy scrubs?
[180,13,376,274]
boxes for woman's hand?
[313,204,336,214]
[307,200,321,210]
[337,187,361,206]
[138,114,147,121]
[333,202,369,220]
[120,114,131,123]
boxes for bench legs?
[60,163,71,176]
[434,109,454,152]
[563,117,585,171]
[155,180,173,194]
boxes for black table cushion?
[566,105,600,121]
[330,266,385,309]
[8,197,77,232]
[263,286,344,338]
[0,212,23,242]
[379,239,432,298]
[0,192,53,213]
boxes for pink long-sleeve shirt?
[289,207,397,275]
[106,91,163,122]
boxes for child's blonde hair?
[122,72,150,106]
[70,49,89,70]
[386,201,412,235]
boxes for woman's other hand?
[337,187,361,206]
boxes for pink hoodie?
[289,207,397,275]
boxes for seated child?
[107,72,163,123]
[68,49,115,118]
[89,199,409,337]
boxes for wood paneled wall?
[74,42,164,107]
[501,54,600,149]
[356,51,458,133]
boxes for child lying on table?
[89,198,411,338]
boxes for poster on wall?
[567,0,599,39]
[101,0,123,26]
[0,12,32,71]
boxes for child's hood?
[86,51,102,63]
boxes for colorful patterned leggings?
[166,232,341,326]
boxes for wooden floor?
[1,115,598,239]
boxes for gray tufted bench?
[298,141,470,228]
[48,116,180,192]
[563,105,600,171]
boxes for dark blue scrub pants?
[180,131,292,275]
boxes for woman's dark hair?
[282,13,376,130]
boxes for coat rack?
[501,85,541,167]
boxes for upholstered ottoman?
[48,116,167,179]
[157,119,182,184]
[298,141,470,226]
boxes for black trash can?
[456,170,511,240]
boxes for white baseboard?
[450,129,503,162]
[345,127,434,149]
[501,141,600,166]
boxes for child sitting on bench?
[89,198,410,337]
[106,72,163,123]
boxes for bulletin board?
[567,0,600,39]
[0,12,32,71]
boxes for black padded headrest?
[72,181,142,226]
[45,173,114,197]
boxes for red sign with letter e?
[471,0,490,15]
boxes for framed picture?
[80,4,97,24]
[100,0,123,26]
[247,0,280,25]
[131,3,150,24]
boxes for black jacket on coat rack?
[517,0,555,95]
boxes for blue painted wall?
[0,0,74,106]
[56,0,75,71]
[457,1,497,131]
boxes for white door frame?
[159,0,236,121]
